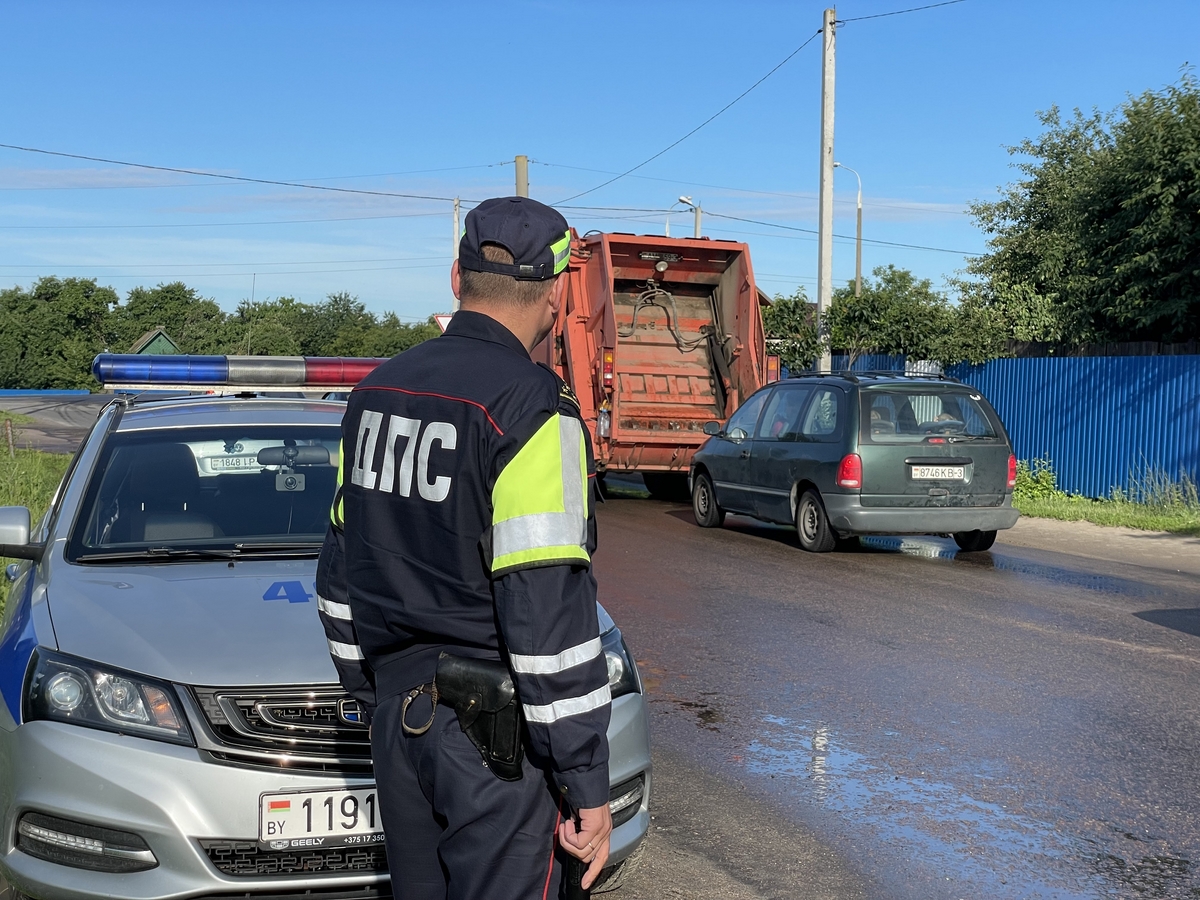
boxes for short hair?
[459,243,556,307]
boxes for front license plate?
[911,465,964,480]
[259,787,385,850]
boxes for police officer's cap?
[459,197,571,282]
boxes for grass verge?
[1013,458,1200,536]
[1,449,72,559]
[0,410,38,426]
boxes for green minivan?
[689,373,1020,552]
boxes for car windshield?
[68,425,340,561]
[859,387,1000,444]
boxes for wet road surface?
[597,491,1200,899]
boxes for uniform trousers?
[372,691,564,900]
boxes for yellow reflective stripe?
[551,230,571,275]
[491,413,589,575]
[330,439,345,527]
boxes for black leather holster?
[435,652,524,781]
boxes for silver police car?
[0,391,650,898]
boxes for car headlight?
[601,628,640,699]
[25,650,193,746]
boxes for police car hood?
[47,559,338,687]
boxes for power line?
[553,29,823,204]
[840,0,966,23]
[0,255,449,269]
[703,210,978,255]
[0,211,450,229]
[0,143,464,202]
[0,262,449,279]
[0,161,514,191]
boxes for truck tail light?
[836,454,862,489]
[602,350,614,389]
[1007,454,1018,489]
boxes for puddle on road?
[741,714,1198,899]
[860,536,1176,600]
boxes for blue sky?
[1,0,1196,320]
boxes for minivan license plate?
[911,466,964,480]
[259,787,384,850]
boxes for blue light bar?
[93,355,228,385]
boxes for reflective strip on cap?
[551,230,571,275]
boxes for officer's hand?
[559,804,613,889]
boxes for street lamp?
[833,162,863,297]
[678,196,702,239]
[666,195,700,238]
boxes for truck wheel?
[953,529,997,552]
[795,489,837,553]
[691,472,725,528]
[642,472,690,503]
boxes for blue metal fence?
[948,356,1200,498]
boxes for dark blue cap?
[459,197,571,281]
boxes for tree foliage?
[0,278,439,390]
[826,265,954,365]
[964,73,1200,344]
[761,288,820,372]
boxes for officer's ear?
[450,259,463,302]
[548,273,566,315]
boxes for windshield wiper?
[77,542,321,563]
[77,547,242,563]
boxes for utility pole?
[816,7,836,372]
[693,203,702,239]
[514,155,529,197]
[835,162,862,297]
[452,197,461,311]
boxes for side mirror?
[0,506,42,562]
[702,421,722,436]
[728,427,749,443]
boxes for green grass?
[0,449,71,558]
[1013,457,1200,536]
[0,409,37,426]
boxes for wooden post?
[4,419,14,458]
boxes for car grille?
[200,839,388,878]
[193,888,389,900]
[189,685,372,774]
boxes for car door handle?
[739,449,751,459]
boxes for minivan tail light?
[1007,454,1018,489]
[837,453,863,489]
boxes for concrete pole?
[816,7,836,372]
[835,162,863,297]
[693,203,702,239]
[515,155,529,197]
[452,197,461,312]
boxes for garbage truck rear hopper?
[534,232,773,499]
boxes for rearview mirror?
[0,506,42,562]
[702,421,722,436]
[257,446,331,466]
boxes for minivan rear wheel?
[953,529,997,552]
[796,489,837,552]
[691,472,725,528]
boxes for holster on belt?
[435,652,524,781]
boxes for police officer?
[317,196,612,900]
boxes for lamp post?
[678,196,702,238]
[834,162,862,297]
[666,196,695,238]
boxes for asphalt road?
[599,490,1200,900]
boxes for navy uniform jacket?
[316,310,611,809]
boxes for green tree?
[826,265,953,366]
[761,288,820,372]
[965,73,1200,344]
[0,278,118,389]
[112,282,229,353]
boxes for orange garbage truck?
[532,231,773,500]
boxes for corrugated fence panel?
[831,353,906,372]
[948,356,1200,497]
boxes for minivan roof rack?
[786,370,960,384]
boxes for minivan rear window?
[860,388,999,444]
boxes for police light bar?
[92,354,387,392]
